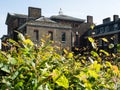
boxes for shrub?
[0,32,120,90]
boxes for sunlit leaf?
[15,31,25,41]
[108,43,114,49]
[90,51,99,57]
[117,44,120,53]
[90,24,95,30]
[88,57,94,63]
[112,53,116,58]
[100,49,109,56]
[7,55,17,65]
[91,42,97,49]
[105,61,112,68]
[88,37,94,43]
[15,81,23,88]
[63,49,68,54]
[101,38,108,42]
[11,71,19,80]
[75,47,79,51]
[8,39,20,47]
[112,65,119,74]
[52,69,69,88]
[93,61,101,72]
[23,39,34,46]
[0,63,3,68]
[67,52,73,58]
[1,65,10,73]
[84,82,92,90]
[88,70,99,79]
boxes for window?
[48,31,53,40]
[95,29,100,34]
[34,30,39,41]
[100,27,104,33]
[75,34,79,46]
[105,26,109,32]
[62,32,66,42]
[113,24,118,30]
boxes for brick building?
[87,15,120,53]
[1,7,93,51]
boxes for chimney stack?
[103,17,111,24]
[87,16,93,24]
[113,15,119,21]
[28,7,41,19]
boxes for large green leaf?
[117,44,120,53]
[52,69,69,88]
[0,63,3,68]
[11,71,19,80]
[8,55,17,65]
[90,51,99,57]
[101,38,108,42]
[100,49,109,56]
[1,65,10,73]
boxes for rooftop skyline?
[1,0,120,48]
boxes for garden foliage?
[0,32,120,90]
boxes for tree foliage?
[0,32,120,90]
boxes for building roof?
[5,13,28,25]
[18,21,72,30]
[93,30,120,38]
[10,13,28,18]
[50,14,85,23]
[36,17,56,23]
[6,12,85,25]
[95,19,120,28]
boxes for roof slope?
[9,13,28,18]
[50,14,85,22]
[5,13,28,25]
[36,17,56,23]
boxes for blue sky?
[0,0,120,48]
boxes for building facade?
[1,7,93,51]
[87,15,120,53]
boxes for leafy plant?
[0,32,120,90]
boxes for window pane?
[34,30,39,41]
[62,32,66,42]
